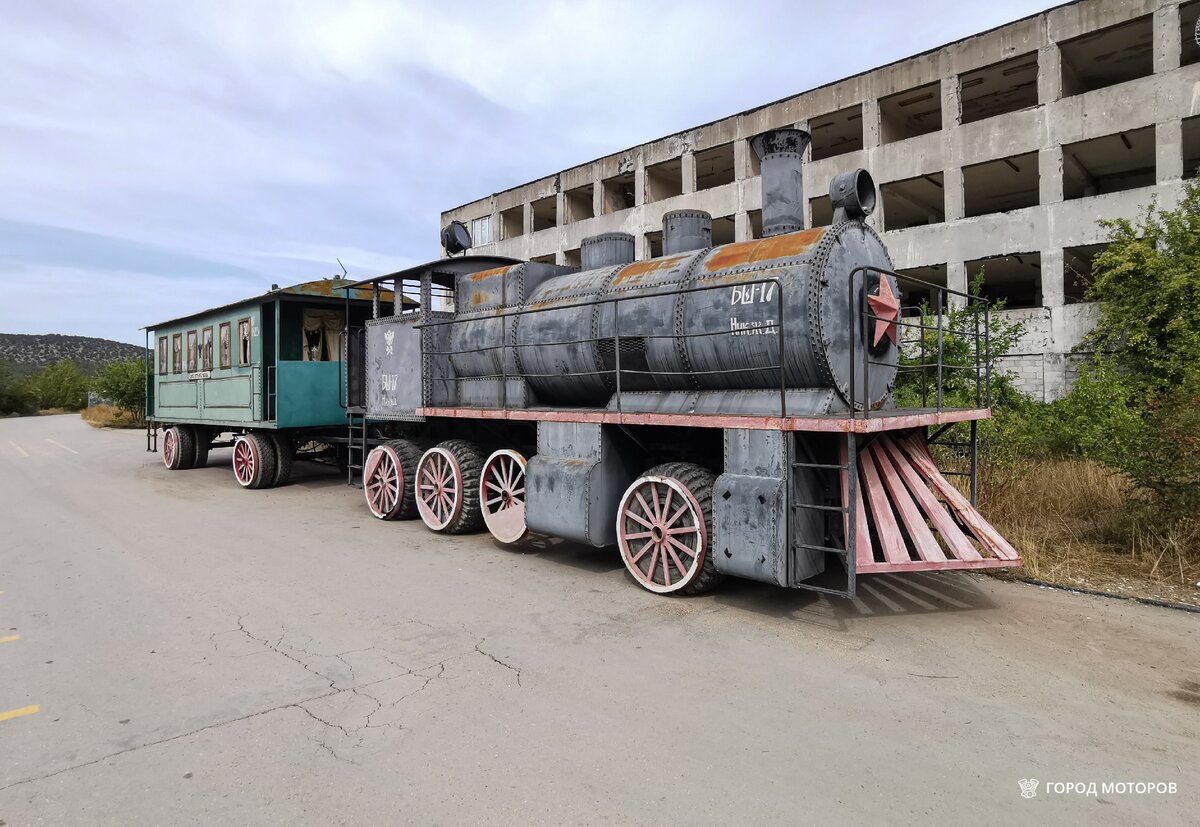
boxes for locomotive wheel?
[415,439,484,534]
[480,449,528,544]
[232,433,277,490]
[616,462,724,596]
[192,428,211,469]
[162,426,195,471]
[268,432,294,487]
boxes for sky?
[0,0,1054,345]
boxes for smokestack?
[580,232,635,270]
[750,128,812,238]
[662,210,712,255]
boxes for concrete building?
[441,0,1200,400]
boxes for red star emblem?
[866,276,900,347]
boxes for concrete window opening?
[711,215,736,246]
[809,105,864,161]
[645,158,683,203]
[879,82,942,144]
[500,205,524,239]
[747,209,763,239]
[895,264,948,316]
[601,171,636,214]
[563,247,582,269]
[809,196,832,227]
[531,196,557,232]
[967,252,1042,308]
[1183,2,1200,66]
[1183,114,1200,178]
[565,184,595,223]
[644,230,663,258]
[1062,125,1156,200]
[530,253,556,265]
[1059,15,1153,97]
[470,215,492,246]
[959,53,1039,124]
[963,151,1040,217]
[1064,243,1108,303]
[881,173,945,230]
[695,144,736,191]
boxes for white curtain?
[302,310,345,362]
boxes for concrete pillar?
[592,179,604,218]
[1037,43,1061,105]
[681,151,696,195]
[941,76,961,129]
[946,261,968,309]
[862,97,882,150]
[943,166,965,222]
[634,156,647,207]
[634,233,646,261]
[733,137,752,179]
[1154,4,1181,74]
[555,192,567,231]
[1040,248,1064,309]
[523,203,534,236]
[1157,117,1184,182]
[1039,146,1064,204]
[734,211,750,242]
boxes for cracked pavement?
[1,416,1198,825]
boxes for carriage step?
[840,434,1021,574]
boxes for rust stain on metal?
[702,228,825,272]
[613,255,687,283]
[469,266,515,282]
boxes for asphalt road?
[0,414,1196,825]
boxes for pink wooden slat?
[901,438,1021,561]
[839,441,873,567]
[879,437,983,562]
[870,440,946,562]
[858,443,910,565]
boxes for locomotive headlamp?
[829,169,877,221]
[440,221,472,255]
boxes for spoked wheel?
[616,462,724,596]
[162,426,195,471]
[480,449,528,544]
[363,440,423,520]
[415,440,484,534]
[232,433,277,490]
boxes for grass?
[80,404,143,429]
[976,458,1200,606]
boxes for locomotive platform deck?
[416,405,991,433]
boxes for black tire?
[436,439,485,534]
[388,439,425,520]
[269,432,294,487]
[235,432,278,490]
[165,426,195,471]
[192,428,211,469]
[644,462,725,596]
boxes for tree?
[93,359,147,421]
[22,360,89,410]
[0,359,35,415]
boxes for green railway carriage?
[145,278,392,488]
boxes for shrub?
[93,358,147,421]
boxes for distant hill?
[0,333,147,375]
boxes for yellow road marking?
[45,439,78,454]
[8,440,29,457]
[0,635,18,644]
[0,705,39,722]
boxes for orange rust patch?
[469,265,515,281]
[613,255,687,283]
[703,228,824,272]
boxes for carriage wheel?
[480,449,528,544]
[162,426,195,471]
[268,432,294,487]
[615,462,724,595]
[415,440,484,534]
[363,444,403,520]
[232,433,277,490]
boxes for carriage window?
[219,322,232,369]
[238,318,252,366]
[302,309,345,362]
[157,337,167,375]
[202,326,213,371]
[172,334,182,374]
[186,330,198,372]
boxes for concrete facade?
[442,0,1200,400]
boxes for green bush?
[21,360,89,411]
[0,360,35,415]
[93,358,147,420]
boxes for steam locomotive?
[149,128,1019,598]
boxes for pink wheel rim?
[162,428,177,469]
[416,447,462,531]
[363,445,403,519]
[616,475,707,594]
[480,449,527,544]
[233,436,257,487]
